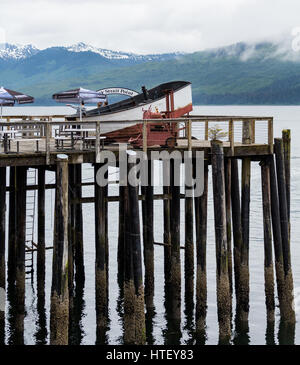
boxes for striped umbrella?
[0,87,34,120]
[52,87,107,120]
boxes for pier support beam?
[0,167,6,345]
[211,140,231,342]
[260,160,275,322]
[74,164,84,286]
[0,167,6,291]
[15,166,27,344]
[37,166,46,295]
[240,157,251,321]
[269,155,291,321]
[124,151,146,345]
[231,159,243,309]
[94,163,108,341]
[142,160,154,311]
[274,139,295,323]
[118,185,125,287]
[8,167,16,284]
[163,183,171,289]
[169,158,181,320]
[184,177,194,309]
[224,158,233,294]
[50,155,69,345]
[195,162,208,336]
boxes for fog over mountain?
[1,36,300,105]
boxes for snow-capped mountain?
[0,43,39,60]
[0,42,183,62]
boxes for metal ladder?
[25,168,37,281]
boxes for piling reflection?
[145,307,156,345]
[69,282,86,345]
[183,292,195,345]
[265,319,276,345]
[34,289,48,345]
[278,319,295,345]
[232,313,250,345]
[7,281,24,345]
[163,287,182,345]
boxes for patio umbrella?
[0,87,34,120]
[52,87,107,121]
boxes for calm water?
[2,105,300,345]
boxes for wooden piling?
[94,163,108,336]
[0,167,6,291]
[224,158,233,294]
[74,164,84,285]
[231,159,243,308]
[195,162,208,333]
[268,155,292,321]
[184,179,194,307]
[68,164,75,300]
[274,139,295,323]
[50,154,69,345]
[211,140,231,341]
[8,167,16,284]
[124,151,146,345]
[142,160,154,311]
[37,166,46,295]
[282,130,291,226]
[118,184,125,286]
[163,184,171,289]
[240,157,251,321]
[0,167,6,345]
[260,160,275,322]
[15,166,27,344]
[169,158,181,320]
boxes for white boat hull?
[80,83,192,134]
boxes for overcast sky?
[0,0,300,54]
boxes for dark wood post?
[0,167,6,291]
[118,184,125,286]
[185,176,194,307]
[50,154,69,345]
[68,164,75,301]
[211,140,231,342]
[163,184,171,289]
[0,167,6,345]
[94,163,108,338]
[274,139,295,323]
[195,161,208,334]
[8,167,16,284]
[224,158,233,294]
[231,159,242,300]
[260,160,275,322]
[240,157,251,321]
[282,130,290,227]
[169,158,181,320]
[74,164,84,285]
[142,160,154,311]
[15,166,27,344]
[37,166,46,295]
[124,151,146,344]
[269,155,290,321]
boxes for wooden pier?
[0,114,296,345]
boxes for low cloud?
[0,0,300,53]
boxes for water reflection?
[183,292,195,345]
[278,320,295,345]
[163,287,182,345]
[265,320,276,345]
[232,314,250,345]
[69,283,86,345]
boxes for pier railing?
[0,115,273,163]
